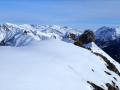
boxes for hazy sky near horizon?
[0,0,120,28]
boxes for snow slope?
[0,39,120,90]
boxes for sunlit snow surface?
[0,39,120,90]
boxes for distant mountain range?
[0,23,81,46]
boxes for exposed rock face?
[106,82,119,90]
[67,33,77,41]
[63,33,78,41]
[87,81,104,90]
[87,81,119,90]
[74,30,95,47]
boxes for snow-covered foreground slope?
[0,39,120,90]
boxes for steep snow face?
[0,39,120,90]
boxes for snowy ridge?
[84,42,120,69]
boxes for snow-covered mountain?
[95,26,120,63]
[95,26,120,42]
[0,23,120,90]
[95,26,120,43]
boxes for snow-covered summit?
[95,26,116,41]
[95,26,120,41]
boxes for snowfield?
[0,39,120,90]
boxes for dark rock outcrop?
[87,81,119,90]
[87,81,104,90]
[74,30,95,47]
[106,81,119,90]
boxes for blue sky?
[0,0,120,29]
